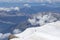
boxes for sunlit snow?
[10,21,60,40]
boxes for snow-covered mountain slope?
[10,21,60,40]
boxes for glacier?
[10,21,60,40]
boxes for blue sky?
[0,0,60,3]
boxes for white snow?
[10,21,60,40]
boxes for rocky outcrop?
[8,35,18,40]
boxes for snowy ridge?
[10,21,60,40]
[10,12,60,40]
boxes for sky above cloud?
[0,0,60,3]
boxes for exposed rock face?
[8,35,18,40]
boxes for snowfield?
[10,21,60,40]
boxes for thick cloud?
[0,7,20,11]
[0,7,26,17]
[13,29,21,34]
[0,33,11,40]
[28,12,57,26]
[0,29,21,40]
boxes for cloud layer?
[0,0,60,3]
[0,20,16,25]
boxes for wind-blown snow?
[10,21,60,40]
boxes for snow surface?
[10,21,60,40]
